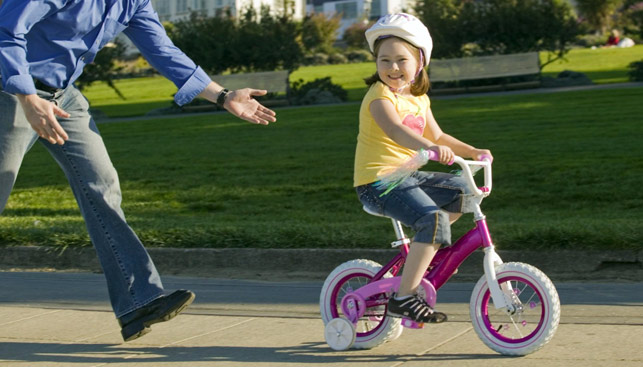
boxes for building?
[306,0,416,36]
[151,0,306,21]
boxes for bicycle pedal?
[401,319,424,329]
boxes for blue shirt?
[0,0,210,105]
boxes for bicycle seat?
[362,205,388,218]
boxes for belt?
[34,79,63,94]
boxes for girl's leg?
[397,241,439,297]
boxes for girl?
[354,13,492,323]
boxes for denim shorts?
[356,171,470,246]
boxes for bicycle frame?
[340,157,513,324]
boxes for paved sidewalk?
[1,271,642,367]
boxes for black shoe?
[387,293,447,323]
[118,289,195,342]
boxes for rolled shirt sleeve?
[123,0,210,106]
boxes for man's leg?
[0,91,39,213]
[41,86,193,340]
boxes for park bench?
[429,52,541,94]
[181,70,290,112]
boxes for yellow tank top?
[354,82,431,187]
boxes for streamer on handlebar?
[374,149,430,197]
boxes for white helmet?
[365,13,432,67]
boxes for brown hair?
[363,36,430,96]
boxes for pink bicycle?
[320,152,560,355]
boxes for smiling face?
[375,37,421,93]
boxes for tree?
[415,0,469,58]
[76,39,126,99]
[300,13,341,54]
[467,0,581,67]
[415,0,580,67]
[343,21,371,49]
[167,7,303,74]
[575,0,624,33]
[237,5,304,72]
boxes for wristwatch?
[216,88,230,107]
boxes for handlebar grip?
[479,154,493,163]
[425,149,440,162]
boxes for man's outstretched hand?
[224,88,276,125]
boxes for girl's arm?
[370,99,454,164]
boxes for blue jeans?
[356,171,470,246]
[0,85,164,317]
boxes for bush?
[343,21,371,49]
[301,13,341,54]
[305,53,329,65]
[327,53,348,64]
[76,39,126,99]
[345,49,373,63]
[628,60,643,80]
[290,77,348,105]
[623,1,643,39]
[167,7,303,74]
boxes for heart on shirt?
[402,114,425,135]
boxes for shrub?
[343,21,371,49]
[290,77,348,105]
[167,7,303,74]
[328,53,348,64]
[76,39,126,99]
[301,13,341,54]
[628,60,643,80]
[345,49,373,63]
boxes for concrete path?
[1,271,642,366]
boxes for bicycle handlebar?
[424,150,493,197]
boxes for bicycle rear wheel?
[320,259,402,349]
[470,262,560,356]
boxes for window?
[177,0,188,13]
[335,1,357,20]
[155,0,170,19]
[369,0,381,19]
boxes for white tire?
[324,317,356,351]
[320,259,402,349]
[470,262,560,355]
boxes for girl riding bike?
[354,13,492,324]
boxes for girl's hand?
[471,148,493,162]
[429,145,455,165]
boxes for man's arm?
[123,0,275,124]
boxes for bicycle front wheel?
[470,262,560,356]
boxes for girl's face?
[375,37,420,92]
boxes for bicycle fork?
[478,219,518,314]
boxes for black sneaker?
[387,293,447,323]
[118,290,195,342]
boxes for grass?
[83,45,643,118]
[2,86,642,250]
[540,45,643,83]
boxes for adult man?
[0,0,276,342]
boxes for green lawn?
[83,45,643,118]
[2,86,642,250]
[540,45,643,84]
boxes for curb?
[1,246,641,280]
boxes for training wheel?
[324,318,356,351]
